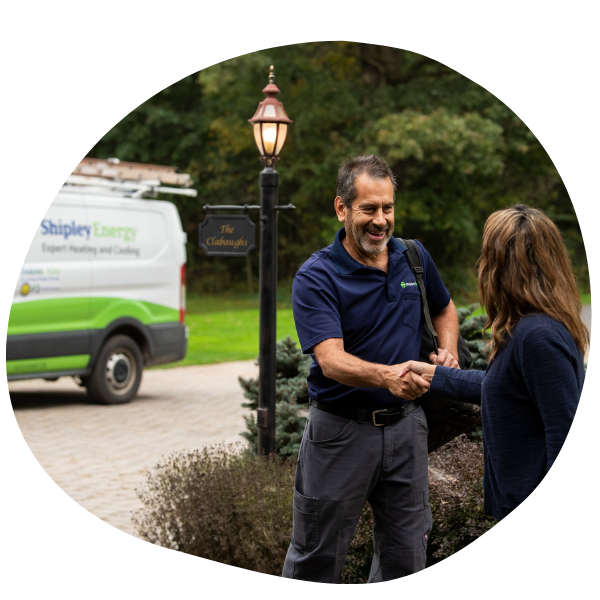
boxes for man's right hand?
[385,365,430,400]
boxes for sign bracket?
[203,203,296,213]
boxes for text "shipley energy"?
[40,220,137,242]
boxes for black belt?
[309,398,420,427]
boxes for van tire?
[87,335,143,405]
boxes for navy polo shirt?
[292,227,451,408]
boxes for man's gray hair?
[336,155,397,208]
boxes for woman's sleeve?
[521,327,581,472]
[429,366,485,404]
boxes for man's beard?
[347,217,392,255]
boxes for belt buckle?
[372,409,387,426]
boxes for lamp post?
[249,66,293,456]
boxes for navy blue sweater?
[430,314,584,520]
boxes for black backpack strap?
[397,238,439,354]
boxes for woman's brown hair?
[478,204,589,359]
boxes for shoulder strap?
[397,238,439,354]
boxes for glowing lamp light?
[249,66,293,167]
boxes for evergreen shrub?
[458,304,492,370]
[458,304,491,441]
[239,336,311,456]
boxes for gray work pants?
[282,404,432,583]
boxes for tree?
[90,42,588,298]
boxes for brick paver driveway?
[9,361,258,537]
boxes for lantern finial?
[269,65,275,84]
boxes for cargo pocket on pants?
[422,488,433,549]
[292,487,319,552]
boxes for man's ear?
[334,196,347,223]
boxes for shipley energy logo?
[40,219,137,242]
[401,281,418,288]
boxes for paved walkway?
[9,361,258,536]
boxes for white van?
[6,159,195,404]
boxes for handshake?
[387,348,459,401]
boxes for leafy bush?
[133,438,494,582]
[132,443,295,575]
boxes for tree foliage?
[90,42,588,298]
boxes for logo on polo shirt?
[401,281,418,288]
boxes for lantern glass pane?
[261,123,278,156]
[253,123,264,155]
[275,123,288,156]
[264,104,276,117]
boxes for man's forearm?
[431,299,459,358]
[313,338,429,400]
[316,340,397,389]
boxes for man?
[281,155,459,583]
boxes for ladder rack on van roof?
[63,158,198,198]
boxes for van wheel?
[87,335,143,405]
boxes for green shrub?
[457,305,491,441]
[458,304,492,371]
[133,438,494,582]
[239,336,311,456]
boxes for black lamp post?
[249,66,293,456]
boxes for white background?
[1,1,598,598]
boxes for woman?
[401,204,589,520]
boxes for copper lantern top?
[249,66,293,126]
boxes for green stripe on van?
[6,355,90,375]
[8,297,179,336]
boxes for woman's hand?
[384,362,431,400]
[398,361,437,383]
[429,349,460,369]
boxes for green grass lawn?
[155,290,298,367]
[160,289,590,368]
[170,308,299,366]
